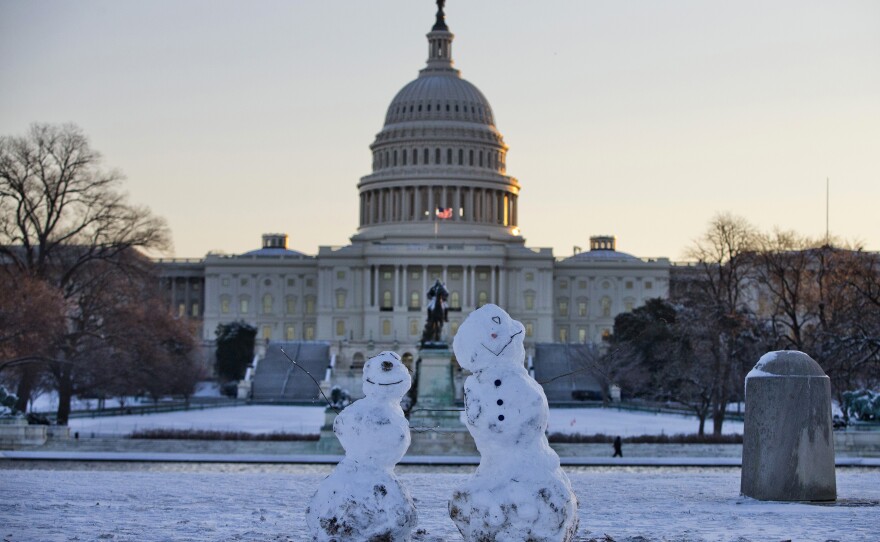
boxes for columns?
[490,266,496,303]
[414,186,422,221]
[469,266,476,306]
[394,265,401,307]
[498,267,505,307]
[373,266,379,308]
[462,265,469,308]
[421,265,427,299]
[455,186,461,221]
[427,186,434,218]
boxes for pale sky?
[2,0,878,261]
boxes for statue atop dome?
[432,0,448,31]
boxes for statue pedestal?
[408,346,475,454]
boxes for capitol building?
[160,4,670,399]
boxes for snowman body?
[450,304,578,542]
[307,352,417,542]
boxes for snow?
[452,305,578,540]
[67,405,326,436]
[1,464,877,541]
[546,407,743,437]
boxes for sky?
[1,0,878,261]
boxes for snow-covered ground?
[66,405,741,437]
[0,464,876,541]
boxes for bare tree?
[0,123,173,421]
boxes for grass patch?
[548,432,743,444]
[130,429,319,441]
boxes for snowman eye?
[491,316,501,324]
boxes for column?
[490,266,496,303]
[394,265,400,307]
[414,186,421,221]
[455,186,461,221]
[403,265,409,308]
[442,265,448,284]
[373,266,379,308]
[462,265,469,308]
[499,267,505,307]
[441,186,447,212]
[468,188,475,222]
[421,266,427,301]
[427,186,434,218]
[362,267,370,310]
[378,190,384,223]
[469,266,476,306]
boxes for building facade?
[158,5,670,392]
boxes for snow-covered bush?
[0,386,21,418]
[841,389,880,421]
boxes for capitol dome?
[354,2,521,244]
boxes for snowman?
[306,351,417,541]
[449,304,578,541]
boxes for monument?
[741,350,837,501]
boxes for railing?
[32,398,247,421]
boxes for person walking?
[612,436,623,458]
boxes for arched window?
[239,296,249,314]
[410,291,420,309]
[477,291,488,307]
[601,296,612,317]
[450,291,460,308]
[559,326,568,343]
[285,325,295,341]
[262,294,273,314]
[557,298,568,317]
[383,290,392,309]
[336,320,346,336]
[305,295,316,315]
[286,296,297,314]
[336,289,347,309]
[220,295,230,314]
[351,352,365,370]
[524,291,535,311]
[577,298,588,317]
[382,319,392,336]
[409,319,419,335]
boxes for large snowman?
[306,351,417,541]
[450,304,578,541]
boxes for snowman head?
[453,304,525,372]
[362,351,411,400]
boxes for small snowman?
[449,304,578,542]
[307,351,417,541]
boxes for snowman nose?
[381,361,393,372]
[491,333,497,339]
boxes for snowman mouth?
[481,329,524,357]
[366,378,404,386]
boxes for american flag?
[435,207,453,219]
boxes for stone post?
[741,350,836,501]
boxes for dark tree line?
[0,123,203,424]
[607,214,880,434]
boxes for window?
[478,271,488,281]
[578,328,587,343]
[469,149,474,165]
[240,278,249,287]
[305,325,315,340]
[558,299,568,317]
[645,281,653,290]
[559,327,568,343]
[220,295,230,314]
[410,292,420,309]
[525,272,534,281]
[524,291,535,311]
[411,270,420,279]
[221,278,230,287]
[447,148,452,164]
[525,322,534,337]
[477,291,488,307]
[336,290,346,309]
[601,297,612,317]
[435,148,440,164]
[262,294,273,314]
[305,296,315,315]
[450,291,460,308]
[578,280,587,289]
[409,319,419,335]
[383,271,392,280]
[239,297,249,314]
[450,321,460,335]
[450,271,460,280]
[262,325,271,340]
[286,296,296,314]
[424,148,429,164]
[178,303,186,318]
[287,278,295,287]
[383,290,392,308]
[306,278,314,288]
[624,299,635,312]
[602,329,611,340]
[560,280,568,289]
[191,303,200,317]
[382,319,391,336]
[578,301,587,317]
[458,149,463,165]
[264,278,272,287]
[337,270,346,280]
[626,281,634,290]
[336,320,346,336]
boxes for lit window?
[451,271,460,280]
[220,296,230,314]
[262,294,273,314]
[336,270,346,280]
[578,280,587,289]
[525,272,534,281]
[410,292,420,308]
[601,297,612,317]
[305,296,315,314]
[383,290,392,308]
[477,291,488,307]
[382,319,391,336]
[559,327,568,343]
[336,320,345,336]
[625,299,635,312]
[558,299,568,317]
[336,291,346,309]
[240,297,249,314]
[578,328,587,343]
[525,322,534,337]
[285,325,295,341]
[178,303,186,318]
[286,296,296,314]
[409,319,419,335]
[524,292,535,311]
[191,303,199,317]
[305,325,315,340]
[261,325,271,340]
[222,278,230,287]
[478,272,488,281]
[383,271,392,280]
[560,281,568,290]
[411,270,420,279]
[450,291,460,308]
[578,301,587,317]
